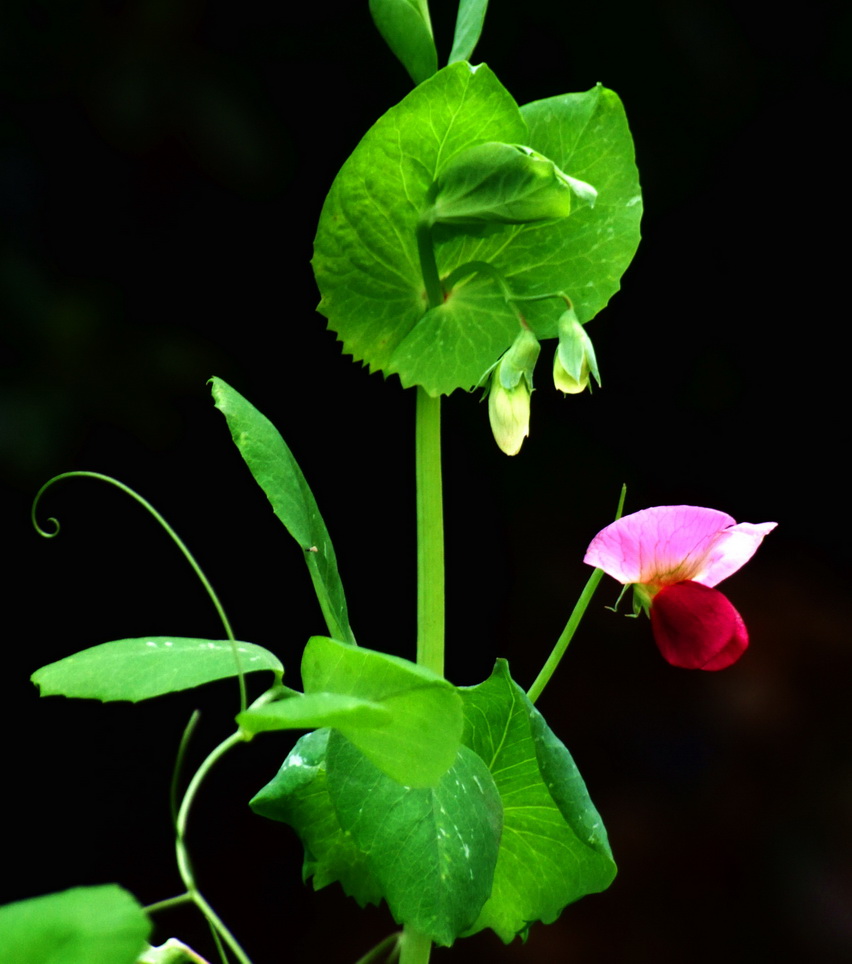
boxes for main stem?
[415,387,445,677]
[405,387,444,964]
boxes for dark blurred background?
[3,1,850,961]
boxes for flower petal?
[584,506,737,586]
[691,521,778,587]
[649,581,748,670]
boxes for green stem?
[144,892,193,915]
[399,924,432,964]
[527,484,627,704]
[175,729,253,964]
[415,388,444,678]
[526,568,605,705]
[354,931,402,964]
[415,219,443,309]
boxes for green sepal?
[369,0,437,85]
[211,377,354,644]
[0,885,150,964]
[460,660,616,942]
[31,637,283,703]
[427,142,595,226]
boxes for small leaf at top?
[0,885,150,964]
[460,660,616,942]
[210,377,354,644]
[31,637,283,703]
[369,0,437,85]
[448,0,489,64]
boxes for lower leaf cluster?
[251,659,615,946]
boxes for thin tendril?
[354,932,402,964]
[171,710,202,829]
[30,471,246,714]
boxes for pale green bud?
[553,307,600,395]
[489,378,531,456]
[427,142,597,226]
[486,327,541,455]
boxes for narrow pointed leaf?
[460,660,615,942]
[31,637,283,703]
[0,885,150,964]
[449,0,489,64]
[370,0,437,85]
[301,636,462,787]
[211,377,354,643]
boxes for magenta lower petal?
[649,581,749,670]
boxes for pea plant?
[2,3,775,963]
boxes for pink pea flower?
[584,506,777,670]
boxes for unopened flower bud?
[485,327,541,456]
[489,378,531,456]
[553,307,600,395]
[427,142,597,226]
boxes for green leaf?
[313,68,640,397]
[326,732,502,946]
[238,690,391,735]
[313,61,528,396]
[0,885,150,964]
[300,636,463,788]
[448,0,489,64]
[511,85,643,337]
[31,638,283,703]
[460,660,615,942]
[210,377,354,644]
[250,729,384,907]
[369,0,437,85]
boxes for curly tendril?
[30,471,247,713]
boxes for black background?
[2,2,850,962]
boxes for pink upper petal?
[649,581,749,670]
[584,506,736,585]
